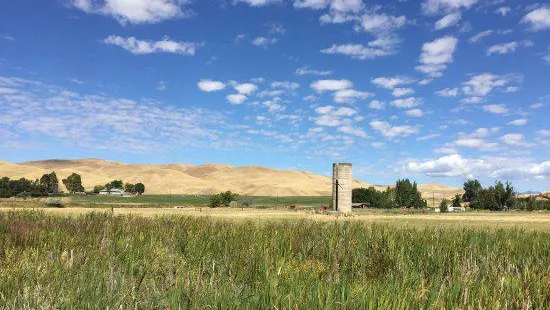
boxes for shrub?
[439,199,449,213]
[43,197,64,208]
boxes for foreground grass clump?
[0,211,548,309]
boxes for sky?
[1,0,549,191]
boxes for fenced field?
[0,210,548,308]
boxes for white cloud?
[359,13,407,35]
[321,38,399,60]
[70,0,188,24]
[454,138,498,150]
[522,7,550,31]
[0,76,223,152]
[486,41,519,56]
[392,87,414,97]
[507,119,528,126]
[333,89,373,103]
[461,73,514,97]
[416,36,458,77]
[417,133,440,141]
[368,100,385,110]
[469,30,493,43]
[408,154,550,179]
[237,0,283,7]
[197,80,226,92]
[226,94,247,104]
[252,36,278,47]
[500,133,529,146]
[370,121,420,139]
[422,0,479,15]
[461,97,484,104]
[435,13,461,30]
[436,87,458,97]
[311,79,352,92]
[271,81,300,89]
[103,35,198,55]
[482,104,508,114]
[295,67,332,76]
[391,97,422,109]
[371,76,414,89]
[314,105,357,127]
[405,109,424,117]
[234,83,258,95]
[495,7,511,17]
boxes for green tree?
[93,185,105,194]
[40,171,60,195]
[439,199,449,213]
[452,194,462,209]
[394,179,426,208]
[462,180,482,202]
[209,191,238,208]
[134,183,145,195]
[62,173,85,193]
[124,183,135,194]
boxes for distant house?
[99,189,124,196]
[352,202,370,209]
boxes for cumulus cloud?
[422,0,479,15]
[103,35,198,55]
[333,89,373,103]
[314,105,357,127]
[237,0,283,7]
[436,87,459,97]
[454,138,498,150]
[495,7,511,17]
[371,76,414,89]
[416,36,458,78]
[70,0,189,24]
[407,154,550,180]
[522,7,550,31]
[234,83,258,95]
[311,79,353,92]
[435,13,461,30]
[461,73,515,97]
[507,119,528,126]
[391,97,422,109]
[368,100,385,110]
[500,133,530,146]
[482,104,508,114]
[321,38,399,60]
[392,87,414,97]
[198,80,226,92]
[486,42,519,56]
[226,93,247,104]
[405,109,424,117]
[370,121,420,139]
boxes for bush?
[439,199,449,213]
[209,191,239,208]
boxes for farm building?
[98,189,124,196]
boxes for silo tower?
[332,163,352,213]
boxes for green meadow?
[0,211,548,309]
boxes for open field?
[0,210,548,308]
[1,204,550,231]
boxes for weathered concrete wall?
[332,163,352,213]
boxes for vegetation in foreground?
[0,211,548,309]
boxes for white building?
[98,189,124,196]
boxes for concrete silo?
[332,163,352,213]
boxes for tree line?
[353,178,549,211]
[0,172,145,198]
[352,179,427,209]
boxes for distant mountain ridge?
[0,159,462,198]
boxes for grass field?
[0,210,548,308]
[63,194,332,207]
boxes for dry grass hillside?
[0,159,462,198]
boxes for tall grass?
[0,211,548,309]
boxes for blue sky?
[1,0,549,191]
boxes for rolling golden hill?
[0,159,462,198]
